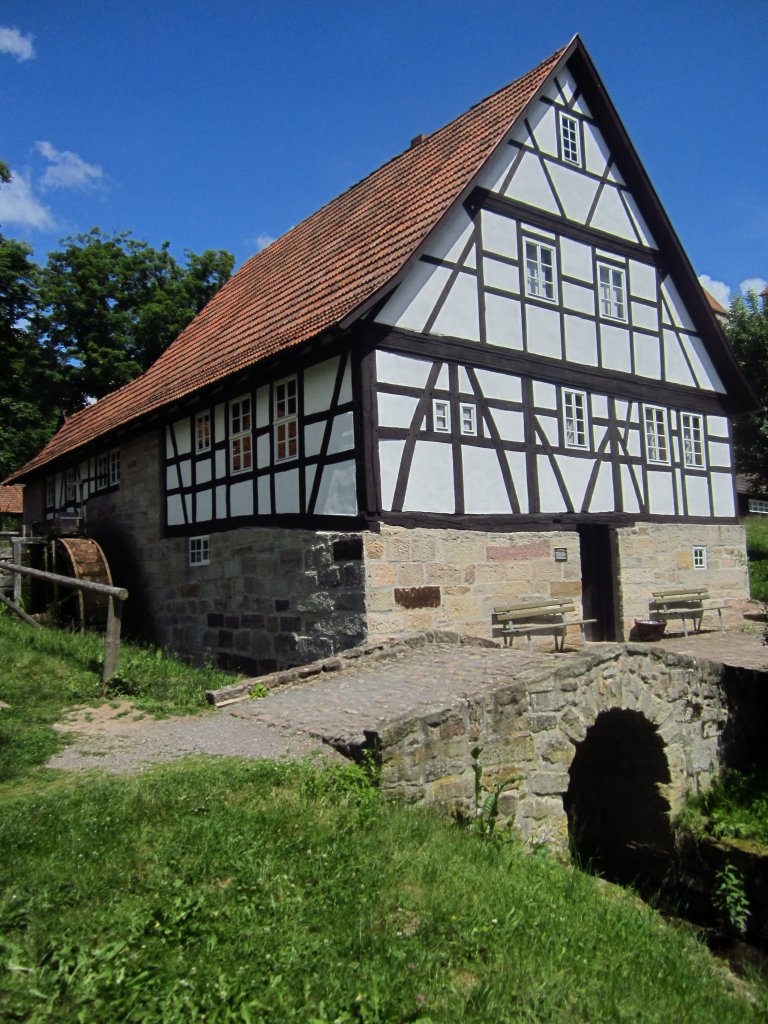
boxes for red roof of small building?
[0,484,23,515]
[703,289,728,315]
[7,41,570,482]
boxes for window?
[195,411,211,453]
[681,413,705,469]
[563,389,589,449]
[189,535,210,566]
[110,450,121,486]
[230,396,253,473]
[597,263,626,321]
[459,403,477,436]
[559,112,581,166]
[693,546,707,570]
[643,405,669,464]
[274,377,298,462]
[433,399,451,433]
[749,498,768,514]
[524,240,556,302]
[45,477,55,509]
[65,467,76,503]
[96,452,109,490]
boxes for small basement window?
[693,546,707,570]
[189,536,210,566]
[749,498,768,514]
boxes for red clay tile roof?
[7,40,571,482]
[0,484,23,515]
[704,288,728,315]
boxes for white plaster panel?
[663,330,696,387]
[533,381,557,409]
[564,314,598,366]
[629,261,657,302]
[166,494,183,526]
[560,237,593,283]
[171,419,191,456]
[475,368,522,403]
[313,460,358,516]
[537,456,568,512]
[340,357,352,405]
[681,334,724,392]
[273,468,299,514]
[624,428,642,459]
[590,185,637,241]
[304,465,316,504]
[505,450,529,513]
[633,332,661,380]
[588,462,615,513]
[583,123,610,177]
[474,138,517,194]
[620,464,641,513]
[504,151,560,215]
[196,488,212,522]
[303,422,324,459]
[166,465,176,489]
[458,367,472,395]
[623,192,657,248]
[463,446,511,513]
[557,69,577,102]
[593,424,608,449]
[436,364,450,390]
[256,476,270,516]
[491,408,525,443]
[615,399,629,421]
[708,442,732,468]
[661,279,696,331]
[375,260,450,332]
[376,351,431,389]
[526,304,561,359]
[707,416,729,439]
[536,413,559,447]
[674,467,684,513]
[647,471,675,515]
[214,403,226,441]
[483,256,519,294]
[711,473,736,517]
[423,204,475,264]
[378,439,405,510]
[556,455,590,511]
[230,480,254,517]
[572,94,592,118]
[541,80,560,104]
[528,101,557,156]
[547,161,598,224]
[481,209,517,259]
[178,459,192,488]
[403,442,454,512]
[606,162,625,186]
[685,475,711,517]
[255,388,269,429]
[216,484,227,519]
[377,392,420,431]
[183,495,193,522]
[591,394,608,419]
[600,323,632,373]
[432,271,481,341]
[196,458,212,485]
[630,301,659,332]
[303,357,339,416]
[329,411,355,454]
[215,449,226,479]
[562,281,595,316]
[485,293,523,350]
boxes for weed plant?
[744,516,768,602]
[678,767,768,848]
[0,757,765,1023]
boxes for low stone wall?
[374,645,752,853]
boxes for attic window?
[559,112,581,166]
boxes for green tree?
[38,228,234,408]
[727,291,768,482]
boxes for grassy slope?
[744,515,768,602]
[1,758,764,1024]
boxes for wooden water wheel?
[47,537,113,628]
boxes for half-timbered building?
[8,37,757,672]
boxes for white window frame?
[693,546,707,570]
[109,450,121,486]
[195,411,211,453]
[65,467,77,503]
[96,452,109,490]
[748,498,768,514]
[229,395,253,474]
[459,403,477,437]
[559,111,581,166]
[274,376,299,463]
[45,476,56,509]
[643,405,670,465]
[433,399,451,433]
[563,389,589,450]
[597,263,627,321]
[524,239,557,302]
[189,535,210,566]
[680,412,705,469]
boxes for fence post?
[103,595,123,684]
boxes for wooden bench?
[649,588,724,638]
[492,598,597,652]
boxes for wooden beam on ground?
[0,590,42,629]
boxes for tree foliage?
[727,291,768,483]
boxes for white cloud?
[0,171,54,229]
[254,234,276,251]
[740,277,768,296]
[698,274,731,309]
[36,141,103,191]
[0,26,35,61]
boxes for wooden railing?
[0,561,128,683]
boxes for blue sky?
[1,1,766,308]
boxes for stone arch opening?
[563,708,673,890]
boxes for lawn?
[744,515,768,602]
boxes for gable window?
[433,399,451,433]
[643,405,670,464]
[459,403,477,436]
[96,453,109,490]
[693,545,707,570]
[563,389,589,449]
[597,263,627,321]
[195,411,211,453]
[524,240,556,302]
[189,535,210,566]
[274,376,298,462]
[559,112,581,166]
[109,450,121,486]
[230,396,253,473]
[681,413,705,469]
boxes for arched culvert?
[563,708,673,892]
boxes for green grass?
[0,757,764,1023]
[0,611,241,784]
[744,515,768,602]
[678,767,768,849]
